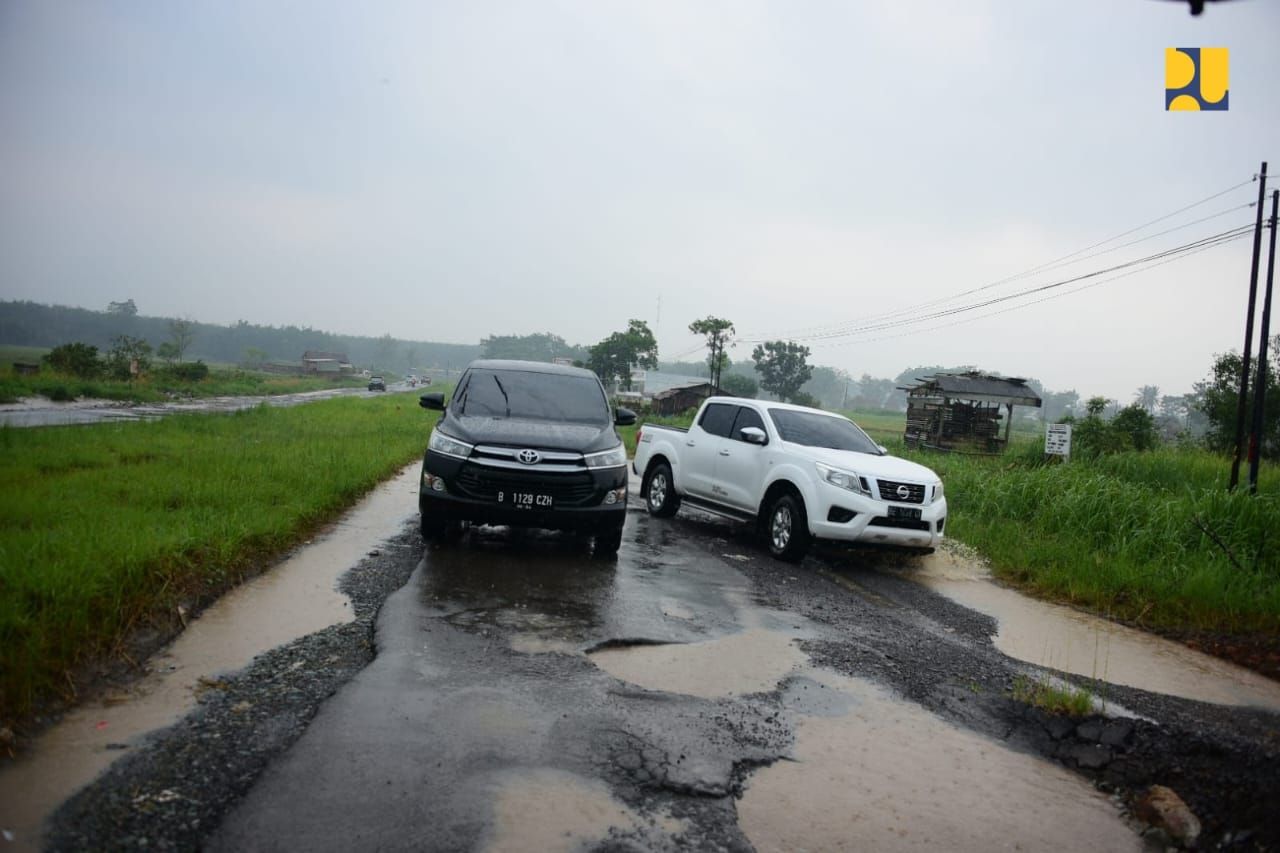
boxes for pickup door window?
[682,402,736,499]
[715,406,770,510]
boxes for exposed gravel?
[44,528,425,852]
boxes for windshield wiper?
[491,375,511,417]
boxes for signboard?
[1045,423,1072,458]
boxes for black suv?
[418,359,636,556]
[368,376,386,391]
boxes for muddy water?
[0,464,421,850]
[915,547,1280,712]
[739,670,1143,853]
[482,768,686,852]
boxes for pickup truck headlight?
[428,429,473,459]
[816,462,871,497]
[932,481,944,502]
[584,444,627,469]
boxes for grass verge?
[0,365,372,405]
[1011,674,1095,716]
[0,395,437,727]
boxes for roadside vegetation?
[1011,674,1095,716]
[0,395,436,727]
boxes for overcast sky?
[2,0,1277,400]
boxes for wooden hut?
[900,372,1041,454]
[651,382,716,416]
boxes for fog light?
[603,486,626,505]
[423,473,446,492]
[604,491,618,505]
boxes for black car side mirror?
[615,407,637,426]
[419,392,446,411]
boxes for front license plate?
[497,491,553,509]
[888,505,922,521]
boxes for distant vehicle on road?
[633,397,946,561]
[368,376,387,392]
[417,359,636,556]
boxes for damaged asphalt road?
[45,501,1279,851]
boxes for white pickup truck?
[632,397,947,562]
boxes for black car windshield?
[454,369,608,423]
[768,409,882,454]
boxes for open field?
[0,365,372,405]
[0,395,437,725]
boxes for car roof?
[705,396,848,419]
[466,359,596,379]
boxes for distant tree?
[1134,384,1159,414]
[106,335,153,380]
[688,316,735,391]
[1112,403,1159,451]
[751,340,814,403]
[156,341,180,365]
[721,373,758,398]
[107,299,138,316]
[481,332,586,363]
[1084,396,1109,418]
[43,342,102,378]
[587,320,659,391]
[852,374,899,410]
[165,317,195,362]
[243,346,269,367]
[1193,336,1280,459]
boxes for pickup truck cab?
[418,359,636,556]
[633,397,946,562]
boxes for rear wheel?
[594,523,624,558]
[644,463,681,518]
[766,494,810,563]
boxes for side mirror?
[419,392,446,411]
[615,407,637,426]
[877,444,888,454]
[740,426,767,445]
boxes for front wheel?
[594,524,624,558]
[766,494,811,563]
[643,462,681,518]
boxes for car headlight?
[816,462,871,497]
[584,444,627,469]
[428,429,473,459]
[932,481,944,502]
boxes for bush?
[42,343,102,379]
[163,361,210,382]
[47,385,74,402]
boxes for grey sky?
[1,0,1277,401]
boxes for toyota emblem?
[896,484,911,500]
[517,449,541,465]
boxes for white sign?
[1045,423,1072,457]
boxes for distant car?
[368,376,386,392]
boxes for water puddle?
[482,767,687,852]
[739,669,1142,852]
[915,547,1280,712]
[588,627,809,700]
[0,464,421,850]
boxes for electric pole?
[1247,189,1278,493]
[1230,162,1268,490]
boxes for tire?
[420,512,465,544]
[594,523,624,558]
[643,462,681,518]
[766,493,811,563]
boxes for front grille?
[876,479,925,504]
[868,516,931,532]
[454,464,597,506]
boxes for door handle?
[686,441,696,447]
[719,449,730,456]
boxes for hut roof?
[901,372,1042,407]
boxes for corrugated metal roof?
[901,372,1042,406]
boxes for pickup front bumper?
[808,482,947,551]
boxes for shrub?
[42,343,102,379]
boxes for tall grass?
[0,396,438,725]
[903,442,1280,632]
[0,365,372,405]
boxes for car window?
[452,369,609,423]
[768,409,881,454]
[697,403,738,438]
[729,406,765,442]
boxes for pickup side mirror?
[419,392,446,411]
[615,407,637,427]
[877,444,888,454]
[740,426,767,445]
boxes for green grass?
[0,365,371,405]
[0,395,438,725]
[1011,674,1095,716]
[897,439,1280,633]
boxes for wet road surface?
[15,487,1280,849]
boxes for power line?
[740,175,1259,342]
[738,223,1256,344]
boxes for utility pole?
[1247,189,1278,493]
[1230,162,1269,490]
